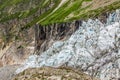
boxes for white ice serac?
[16,9,120,80]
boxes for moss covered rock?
[12,67,99,80]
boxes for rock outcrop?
[0,27,35,67]
[34,21,81,54]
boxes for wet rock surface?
[34,21,80,54]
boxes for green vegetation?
[68,0,120,21]
[0,0,120,29]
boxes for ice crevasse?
[16,9,120,80]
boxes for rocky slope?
[12,67,99,80]
[34,21,80,54]
[0,27,35,67]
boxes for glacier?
[16,9,120,80]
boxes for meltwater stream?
[16,9,120,80]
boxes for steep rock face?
[0,27,35,67]
[0,17,81,67]
[35,21,81,54]
[0,18,81,67]
[16,9,120,80]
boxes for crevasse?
[16,9,120,80]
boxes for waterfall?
[16,9,120,80]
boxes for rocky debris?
[0,41,35,67]
[0,65,20,80]
[12,67,99,80]
[16,9,120,80]
[0,27,35,67]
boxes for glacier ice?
[16,9,120,80]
